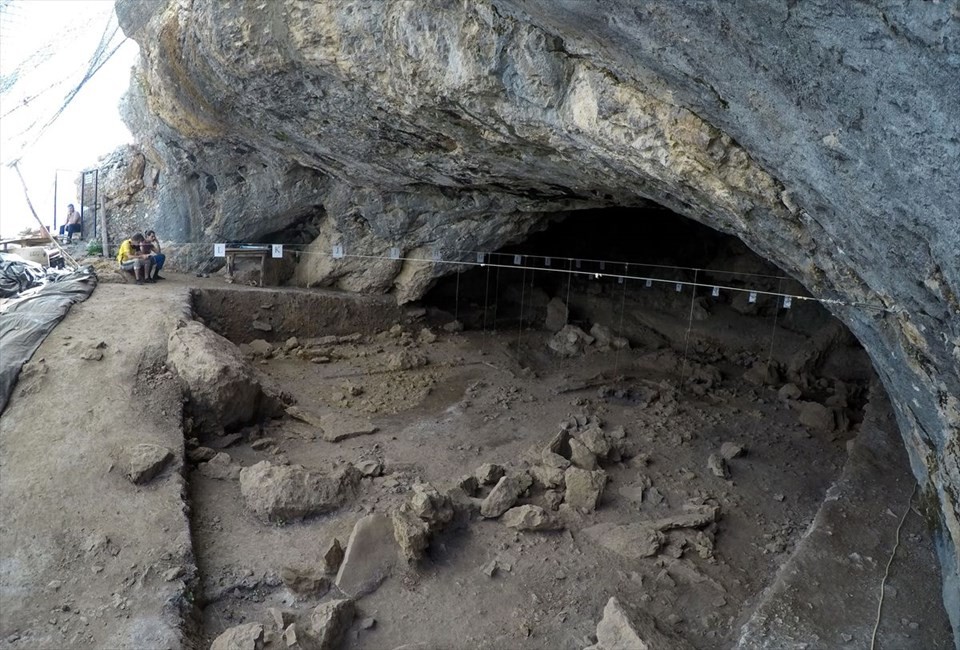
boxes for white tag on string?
[272,244,283,258]
[783,296,792,309]
[712,286,720,297]
[513,255,522,265]
[675,283,682,292]
[544,257,551,267]
[618,276,624,284]
[332,244,344,259]
[645,279,652,288]
[214,243,226,257]
[748,291,758,303]
[575,259,581,269]
[389,247,401,260]
[599,261,605,270]
[431,250,443,261]
[476,252,485,264]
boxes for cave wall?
[112,0,959,635]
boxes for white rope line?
[204,243,896,313]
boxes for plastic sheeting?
[0,264,96,414]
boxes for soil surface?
[0,268,952,650]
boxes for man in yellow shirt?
[116,233,155,285]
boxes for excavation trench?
[180,208,951,648]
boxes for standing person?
[143,230,166,280]
[116,233,154,285]
[64,204,81,243]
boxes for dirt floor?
[1,265,954,650]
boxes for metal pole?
[92,169,99,240]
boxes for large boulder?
[167,320,263,433]
[238,461,361,523]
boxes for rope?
[869,483,917,650]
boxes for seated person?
[143,230,166,280]
[117,233,154,285]
[64,204,82,243]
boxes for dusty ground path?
[0,280,194,649]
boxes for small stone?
[645,486,665,505]
[481,559,498,577]
[543,489,564,511]
[387,349,429,370]
[210,622,264,650]
[840,632,853,643]
[456,474,479,496]
[707,453,729,479]
[282,336,300,351]
[355,459,384,477]
[577,427,611,459]
[474,463,506,486]
[322,538,345,574]
[280,567,331,596]
[442,320,463,332]
[249,339,274,357]
[162,567,183,581]
[252,320,273,332]
[80,347,103,361]
[121,444,173,485]
[418,328,437,344]
[564,468,607,513]
[544,297,569,332]
[778,383,802,400]
[198,452,241,480]
[795,400,835,431]
[720,442,744,459]
[359,617,376,630]
[541,450,571,470]
[251,438,276,451]
[501,505,563,531]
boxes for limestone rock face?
[115,0,960,631]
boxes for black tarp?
[0,262,97,414]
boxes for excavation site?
[0,2,957,650]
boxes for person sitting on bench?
[117,233,155,285]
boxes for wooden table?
[225,246,270,287]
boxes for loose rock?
[198,452,241,480]
[238,461,360,523]
[707,453,729,479]
[720,442,745,460]
[308,599,355,650]
[211,622,264,650]
[336,514,399,597]
[544,297,569,333]
[121,443,173,485]
[474,463,506,486]
[564,468,607,513]
[322,538,345,574]
[569,438,599,470]
[280,567,330,597]
[501,505,563,531]
[480,475,527,518]
[583,523,664,559]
